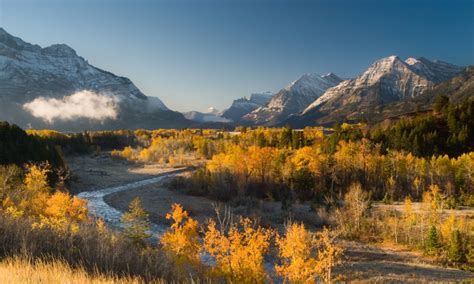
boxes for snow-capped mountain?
[288,56,463,127]
[0,28,190,131]
[183,108,231,123]
[243,73,343,126]
[405,57,463,83]
[221,91,274,122]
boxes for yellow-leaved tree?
[41,191,88,232]
[160,203,200,265]
[203,217,272,283]
[275,223,343,283]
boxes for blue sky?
[0,0,472,112]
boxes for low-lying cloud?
[23,90,119,123]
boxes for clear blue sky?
[0,0,473,112]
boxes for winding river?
[77,169,188,236]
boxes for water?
[77,171,184,236]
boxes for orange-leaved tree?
[160,203,200,265]
[203,217,272,283]
[275,223,342,283]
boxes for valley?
[0,2,473,282]
[66,150,474,282]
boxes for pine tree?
[121,197,151,245]
[425,225,440,255]
[448,230,466,264]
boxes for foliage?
[202,217,273,282]
[448,230,466,264]
[370,98,474,157]
[335,183,370,238]
[160,203,200,265]
[275,223,342,283]
[0,122,64,178]
[121,197,151,245]
[425,225,441,255]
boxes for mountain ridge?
[242,73,343,126]
[285,55,464,127]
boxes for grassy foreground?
[0,257,161,284]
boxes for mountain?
[183,108,231,123]
[287,56,463,127]
[242,73,343,126]
[221,91,273,122]
[373,65,474,121]
[0,28,190,131]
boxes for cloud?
[23,90,119,123]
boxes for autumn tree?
[203,217,272,282]
[402,197,416,244]
[121,197,151,245]
[335,183,369,238]
[36,191,88,233]
[160,203,200,265]
[315,227,344,283]
[275,223,342,283]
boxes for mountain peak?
[322,72,343,85]
[405,56,463,83]
[43,44,77,57]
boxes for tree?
[24,163,51,193]
[315,227,344,283]
[275,223,319,283]
[203,217,272,282]
[160,203,200,264]
[335,183,369,238]
[425,225,440,255]
[433,95,449,113]
[275,223,342,283]
[121,197,151,245]
[448,230,466,264]
[402,197,416,244]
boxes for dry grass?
[0,215,176,282]
[0,256,154,284]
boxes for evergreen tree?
[121,197,151,245]
[448,230,466,263]
[425,225,440,255]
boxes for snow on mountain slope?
[289,55,463,127]
[0,28,188,131]
[243,73,343,125]
[221,91,274,122]
[183,108,231,123]
[405,57,463,83]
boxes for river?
[77,169,188,236]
